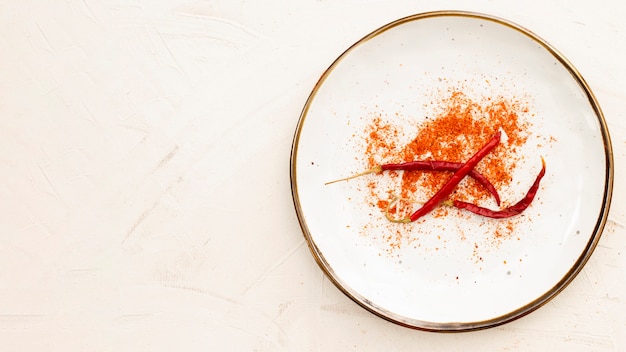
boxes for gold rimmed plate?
[290,11,613,331]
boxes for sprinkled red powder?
[359,89,535,253]
[365,90,530,219]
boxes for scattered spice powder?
[360,89,535,255]
[365,90,530,219]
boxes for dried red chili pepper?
[451,158,546,219]
[380,160,500,206]
[400,131,502,223]
[326,160,501,205]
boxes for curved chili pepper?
[399,131,501,223]
[381,160,500,206]
[452,157,546,219]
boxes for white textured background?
[1,1,625,351]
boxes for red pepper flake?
[366,91,529,216]
[360,89,535,253]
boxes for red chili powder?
[365,90,530,219]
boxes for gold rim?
[289,10,614,332]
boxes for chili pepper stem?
[384,195,422,223]
[440,199,453,207]
[325,165,383,185]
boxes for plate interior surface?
[291,11,612,331]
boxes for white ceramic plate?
[290,11,613,331]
